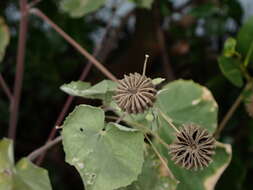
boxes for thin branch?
[215,82,253,138]
[27,136,62,161]
[30,8,117,82]
[8,0,29,140]
[0,74,13,101]
[36,10,119,165]
[145,134,177,181]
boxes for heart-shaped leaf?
[62,105,144,190]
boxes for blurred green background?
[0,0,253,189]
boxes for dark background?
[0,0,253,189]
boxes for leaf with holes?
[60,0,106,18]
[0,138,52,190]
[62,105,144,190]
[0,17,10,62]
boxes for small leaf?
[60,81,91,96]
[152,77,165,86]
[60,0,106,18]
[62,105,144,190]
[190,3,218,18]
[223,38,237,57]
[218,56,243,87]
[237,15,253,61]
[61,80,116,103]
[0,139,52,190]
[0,17,10,62]
[119,147,178,190]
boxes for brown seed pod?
[169,124,215,170]
[113,72,157,114]
[245,93,253,117]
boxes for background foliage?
[1,0,253,189]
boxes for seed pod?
[245,93,253,117]
[113,72,157,114]
[169,124,215,170]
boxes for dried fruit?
[113,72,157,114]
[169,124,215,170]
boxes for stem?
[145,134,177,181]
[0,74,13,101]
[215,82,253,138]
[8,0,29,140]
[142,54,149,76]
[28,0,42,8]
[30,8,117,82]
[157,108,180,133]
[27,136,62,161]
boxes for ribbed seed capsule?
[169,124,215,170]
[245,93,253,117]
[113,73,157,114]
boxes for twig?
[30,8,117,82]
[0,74,13,101]
[145,134,177,181]
[215,82,253,138]
[27,136,62,161]
[36,10,119,165]
[8,0,29,140]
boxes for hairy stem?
[215,82,253,138]
[30,8,117,82]
[8,0,29,140]
[28,136,62,161]
[0,74,12,101]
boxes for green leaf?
[60,0,106,18]
[0,17,10,62]
[223,38,237,57]
[155,80,232,189]
[156,80,218,138]
[218,56,243,87]
[130,0,154,9]
[62,105,144,190]
[60,81,91,96]
[60,80,116,104]
[119,147,178,190]
[14,158,52,190]
[0,139,52,190]
[237,16,253,61]
[152,77,165,86]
